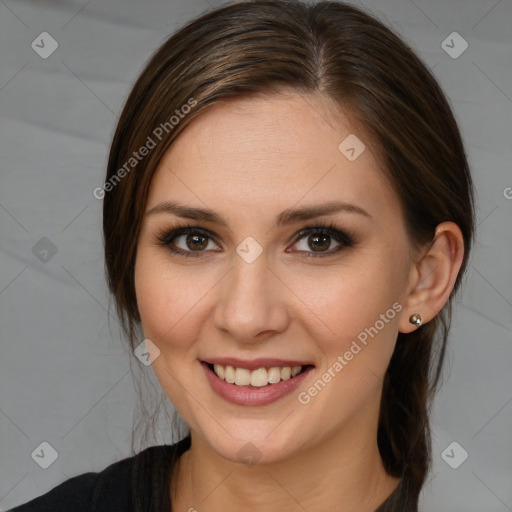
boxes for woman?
[10,0,475,511]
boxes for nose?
[213,249,289,344]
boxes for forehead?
[146,92,400,223]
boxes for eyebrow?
[145,200,371,227]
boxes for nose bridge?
[214,246,287,340]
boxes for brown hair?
[103,1,475,510]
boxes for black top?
[8,436,406,511]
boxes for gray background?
[1,0,511,510]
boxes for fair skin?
[134,92,464,512]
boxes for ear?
[398,221,465,333]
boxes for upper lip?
[202,357,314,371]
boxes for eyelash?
[155,220,356,259]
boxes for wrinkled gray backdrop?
[1,0,511,510]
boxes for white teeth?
[291,366,302,377]
[250,368,268,387]
[213,364,225,380]
[235,367,251,386]
[225,365,235,384]
[211,364,306,387]
[267,367,281,384]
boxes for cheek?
[134,248,205,410]
[302,249,407,399]
[295,266,404,420]
[304,257,405,342]
[134,248,199,350]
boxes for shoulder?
[7,444,176,512]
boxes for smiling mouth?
[205,362,314,388]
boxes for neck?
[171,420,400,512]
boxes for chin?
[193,416,310,467]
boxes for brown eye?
[157,221,355,258]
[307,233,333,252]
[289,223,354,257]
[183,233,209,251]
[157,225,220,258]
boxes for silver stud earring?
[409,313,422,327]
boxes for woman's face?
[135,92,416,464]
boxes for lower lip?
[202,362,314,406]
